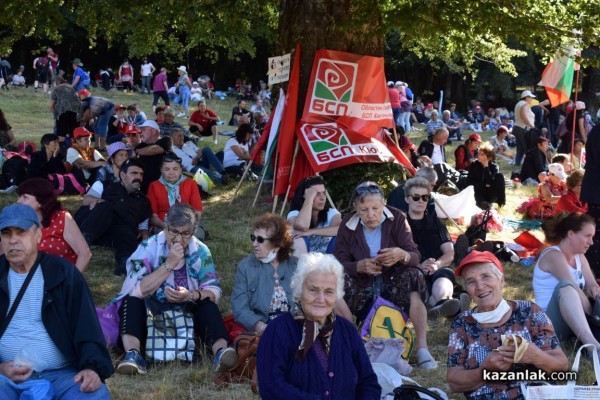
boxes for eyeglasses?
[250,234,272,244]
[167,228,194,239]
[409,194,430,202]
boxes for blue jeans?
[174,86,191,111]
[0,366,111,400]
[190,147,226,183]
[94,105,115,137]
[399,111,411,133]
[141,76,152,93]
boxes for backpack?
[81,71,91,87]
[360,297,414,360]
[405,87,414,101]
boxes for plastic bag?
[365,338,413,376]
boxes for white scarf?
[471,298,510,324]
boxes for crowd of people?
[1,58,600,399]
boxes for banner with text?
[296,118,415,175]
[268,53,291,85]
[302,50,393,127]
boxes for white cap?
[395,81,403,87]
[387,81,394,87]
[138,120,160,131]
[177,65,187,73]
[520,90,536,99]
[548,163,567,181]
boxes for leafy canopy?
[1,0,599,72]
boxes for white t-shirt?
[172,142,199,172]
[287,208,341,253]
[431,143,444,165]
[223,138,248,168]
[141,63,154,77]
[66,147,104,179]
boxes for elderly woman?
[223,123,253,176]
[334,181,437,369]
[533,212,600,352]
[231,213,298,333]
[257,252,381,399]
[555,169,587,214]
[147,152,203,231]
[467,142,506,209]
[96,141,131,183]
[173,66,192,118]
[115,204,235,375]
[447,251,568,399]
[288,176,341,256]
[16,178,91,272]
[404,177,462,317]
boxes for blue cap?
[0,204,40,231]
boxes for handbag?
[521,344,600,399]
[145,304,196,362]
[214,332,259,394]
[95,299,122,347]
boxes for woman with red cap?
[447,251,567,399]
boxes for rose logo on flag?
[303,123,349,153]
[309,59,357,117]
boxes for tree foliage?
[2,0,600,73]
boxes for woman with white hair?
[257,252,381,399]
[447,251,567,399]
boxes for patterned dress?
[39,210,77,265]
[447,300,561,400]
[268,273,290,320]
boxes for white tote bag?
[521,344,600,399]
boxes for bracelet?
[188,291,195,302]
[162,263,174,273]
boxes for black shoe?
[454,234,470,265]
[220,173,229,185]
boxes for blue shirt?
[72,67,87,91]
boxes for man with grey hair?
[134,119,172,193]
[0,204,113,397]
[425,110,445,138]
[441,109,462,140]
[159,108,192,139]
[387,167,437,213]
[418,128,449,165]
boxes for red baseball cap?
[125,124,141,135]
[73,126,92,139]
[455,250,504,277]
[115,104,126,110]
[468,133,482,142]
[78,89,90,97]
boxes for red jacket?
[147,178,203,221]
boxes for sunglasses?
[410,194,430,202]
[163,155,182,164]
[250,234,272,244]
[354,184,383,196]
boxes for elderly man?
[441,110,462,140]
[66,127,106,184]
[158,108,191,139]
[171,129,228,184]
[134,120,172,193]
[425,110,445,139]
[189,100,220,145]
[0,204,113,398]
[75,158,152,275]
[418,128,449,165]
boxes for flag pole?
[228,160,254,205]
[252,162,271,208]
[570,66,581,166]
[391,125,399,146]
[271,152,280,213]
[279,140,301,216]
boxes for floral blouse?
[447,300,560,400]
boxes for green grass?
[0,88,596,399]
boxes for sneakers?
[213,347,237,373]
[220,173,229,185]
[117,349,148,375]
[199,137,204,142]
[177,112,187,117]
[416,348,438,370]
[428,299,460,318]
[213,139,218,145]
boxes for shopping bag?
[145,306,196,362]
[95,300,122,347]
[521,343,600,399]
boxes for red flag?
[273,44,301,196]
[250,105,275,164]
[302,50,393,128]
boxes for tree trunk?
[278,0,384,116]
[581,67,600,118]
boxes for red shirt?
[147,178,203,221]
[555,189,587,214]
[190,109,218,130]
[388,88,401,109]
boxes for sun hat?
[548,163,567,181]
[107,142,133,160]
[138,120,160,130]
[124,125,141,135]
[387,81,394,87]
[72,58,84,66]
[520,90,536,99]
[468,133,482,142]
[73,127,92,139]
[395,81,404,87]
[177,65,187,73]
[0,204,40,231]
[455,250,504,277]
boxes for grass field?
[0,87,596,399]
